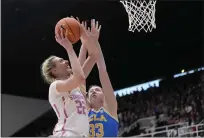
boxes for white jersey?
[49,81,89,137]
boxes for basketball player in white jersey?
[41,20,99,137]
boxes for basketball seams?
[63,19,76,43]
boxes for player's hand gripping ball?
[55,17,81,44]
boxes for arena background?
[2,0,204,137]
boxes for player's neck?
[92,103,103,111]
[56,74,71,80]
[56,76,67,80]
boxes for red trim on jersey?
[62,97,68,118]
[61,118,67,136]
[53,104,60,117]
[62,96,65,101]
[60,96,68,136]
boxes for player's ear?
[51,67,57,75]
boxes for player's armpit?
[56,76,85,92]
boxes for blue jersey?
[88,107,119,137]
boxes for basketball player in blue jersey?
[87,47,118,137]
[77,18,118,137]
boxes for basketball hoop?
[120,0,157,33]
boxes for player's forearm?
[66,47,85,79]
[96,42,118,114]
[96,42,106,71]
[83,41,98,57]
[98,67,118,112]
[82,55,97,78]
[78,45,87,66]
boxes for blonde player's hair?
[41,55,56,84]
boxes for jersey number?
[75,100,86,115]
[89,123,104,137]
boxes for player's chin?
[67,69,72,74]
[92,97,98,102]
[90,100,96,105]
[91,97,97,101]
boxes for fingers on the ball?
[60,28,65,38]
[65,29,68,39]
[82,21,84,27]
[56,32,60,40]
[81,22,87,33]
[58,30,62,40]
[76,17,80,22]
[55,36,58,41]
[82,21,87,30]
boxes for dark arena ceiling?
[2,0,203,99]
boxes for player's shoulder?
[101,107,119,122]
[49,81,58,91]
[49,80,62,95]
[49,80,66,90]
[49,80,72,98]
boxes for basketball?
[55,17,81,44]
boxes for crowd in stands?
[117,71,204,137]
[35,71,204,137]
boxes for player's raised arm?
[96,39,118,118]
[72,17,101,79]
[55,28,85,92]
[78,45,87,66]
[79,19,100,79]
[72,17,87,66]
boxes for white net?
[120,0,157,33]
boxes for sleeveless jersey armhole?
[50,81,70,97]
[102,103,119,122]
[102,107,119,122]
[50,81,60,95]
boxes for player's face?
[51,57,72,78]
[88,86,104,105]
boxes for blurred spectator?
[117,71,204,136]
